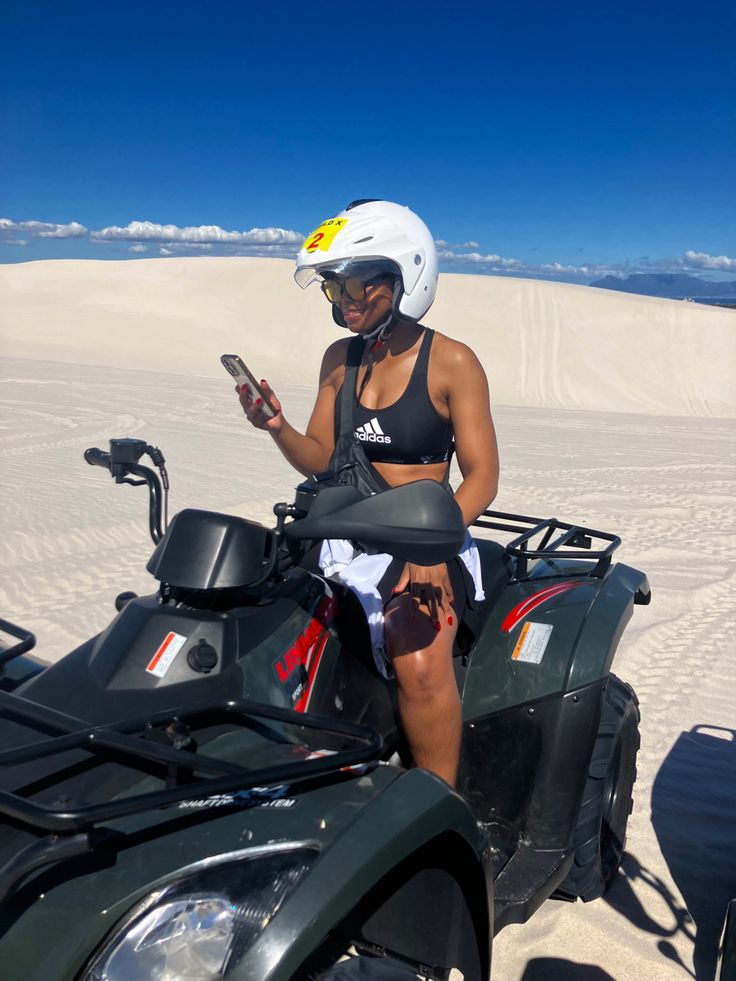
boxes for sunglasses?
[320,274,392,305]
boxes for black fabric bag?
[314,337,391,495]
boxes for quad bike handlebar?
[83,447,112,470]
[84,439,169,544]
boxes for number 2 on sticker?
[306,231,324,252]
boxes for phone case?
[221,355,275,419]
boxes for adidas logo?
[355,418,392,444]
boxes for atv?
[0,437,649,980]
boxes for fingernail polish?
[435,622,441,632]
[255,398,262,406]
[447,615,454,626]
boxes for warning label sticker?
[146,631,187,677]
[511,622,553,665]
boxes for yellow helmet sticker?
[303,217,349,254]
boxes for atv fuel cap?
[187,638,218,674]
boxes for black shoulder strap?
[339,337,365,438]
[414,327,434,376]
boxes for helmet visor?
[294,257,401,290]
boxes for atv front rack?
[473,509,621,579]
[0,617,37,668]
[0,692,381,900]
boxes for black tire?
[556,674,640,901]
[718,899,736,981]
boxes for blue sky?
[2,0,734,283]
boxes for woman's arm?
[443,341,500,525]
[239,339,347,478]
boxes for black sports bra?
[333,328,454,465]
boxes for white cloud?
[438,249,523,269]
[438,249,629,280]
[156,242,214,253]
[91,220,304,246]
[3,213,732,285]
[437,248,735,281]
[682,250,736,272]
[435,239,480,250]
[0,218,87,238]
[539,261,593,275]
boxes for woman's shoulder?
[429,328,485,375]
[319,336,352,385]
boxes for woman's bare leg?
[384,595,461,786]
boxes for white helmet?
[294,199,438,322]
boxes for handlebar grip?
[84,447,112,470]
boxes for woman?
[239,199,499,786]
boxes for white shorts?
[318,533,485,677]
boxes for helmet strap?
[357,282,407,399]
[361,278,404,345]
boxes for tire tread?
[555,674,640,902]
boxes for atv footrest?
[493,844,573,929]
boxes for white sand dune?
[1,257,733,417]
[1,258,735,980]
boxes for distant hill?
[589,273,736,300]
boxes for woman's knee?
[388,636,458,698]
[384,595,449,658]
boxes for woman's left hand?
[394,562,455,629]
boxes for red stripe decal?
[501,581,586,633]
[147,631,176,671]
[294,631,329,714]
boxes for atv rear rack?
[0,691,381,901]
[473,509,621,579]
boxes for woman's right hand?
[237,378,283,434]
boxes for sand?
[1,258,735,979]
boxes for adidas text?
[355,419,391,444]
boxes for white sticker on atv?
[511,622,553,664]
[146,631,187,677]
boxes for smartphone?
[221,354,276,419]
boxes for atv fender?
[462,562,650,718]
[241,767,492,981]
[566,563,650,691]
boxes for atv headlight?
[83,843,317,981]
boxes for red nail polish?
[435,621,441,632]
[447,615,454,626]
[255,398,262,406]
